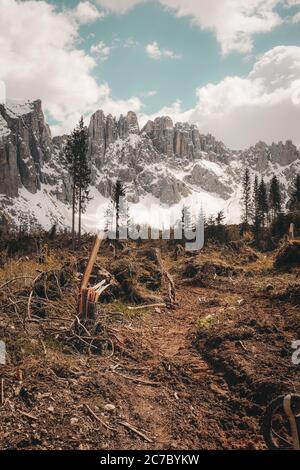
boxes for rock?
[103,404,116,412]
[0,99,52,197]
[1,100,299,229]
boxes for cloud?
[96,0,288,54]
[90,41,111,60]
[145,41,181,60]
[70,1,104,24]
[139,90,157,97]
[181,46,300,148]
[0,0,142,135]
[123,37,139,48]
[95,0,145,13]
[160,0,282,54]
[292,11,300,22]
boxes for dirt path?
[105,285,257,450]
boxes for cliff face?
[0,100,53,197]
[0,100,299,229]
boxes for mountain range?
[0,99,299,232]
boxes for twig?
[127,303,166,311]
[112,370,159,387]
[18,409,38,420]
[27,290,33,320]
[1,379,4,406]
[0,276,34,290]
[84,404,116,431]
[237,340,248,352]
[118,420,153,443]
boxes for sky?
[0,0,300,149]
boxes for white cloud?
[292,11,300,22]
[70,1,104,24]
[96,0,287,54]
[145,90,157,97]
[139,90,157,97]
[160,0,282,54]
[145,41,181,60]
[123,37,139,48]
[90,41,111,60]
[95,0,145,13]
[0,0,142,135]
[181,46,300,148]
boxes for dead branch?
[155,248,176,308]
[84,404,116,431]
[1,378,4,406]
[127,303,166,311]
[0,276,34,290]
[118,420,153,443]
[18,409,38,420]
[112,370,159,386]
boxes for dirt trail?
[1,243,299,450]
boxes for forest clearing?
[0,235,299,450]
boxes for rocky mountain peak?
[0,99,52,197]
[126,111,139,134]
[1,99,299,230]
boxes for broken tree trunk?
[78,231,106,319]
[154,248,176,308]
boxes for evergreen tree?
[77,117,90,246]
[252,175,260,242]
[269,175,282,221]
[215,210,227,242]
[258,178,269,229]
[181,206,193,239]
[65,117,90,249]
[112,179,126,239]
[206,214,216,241]
[288,174,300,213]
[241,168,251,228]
[104,203,114,235]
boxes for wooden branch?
[1,379,4,406]
[112,370,159,386]
[155,248,176,307]
[80,232,104,291]
[84,404,116,431]
[0,276,34,290]
[118,420,153,443]
[127,303,166,311]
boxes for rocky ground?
[0,238,299,450]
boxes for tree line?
[241,169,300,246]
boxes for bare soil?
[0,240,299,450]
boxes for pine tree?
[269,175,282,221]
[181,206,193,239]
[206,215,216,241]
[251,175,260,242]
[252,175,259,219]
[288,174,300,213]
[112,179,126,239]
[65,117,90,249]
[241,168,251,228]
[77,117,90,247]
[215,210,227,242]
[258,178,269,229]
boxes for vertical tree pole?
[79,231,104,318]
[289,223,295,242]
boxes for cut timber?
[79,231,107,319]
[288,223,300,246]
[127,303,166,311]
[154,248,176,308]
[80,232,104,291]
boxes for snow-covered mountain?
[0,99,299,232]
